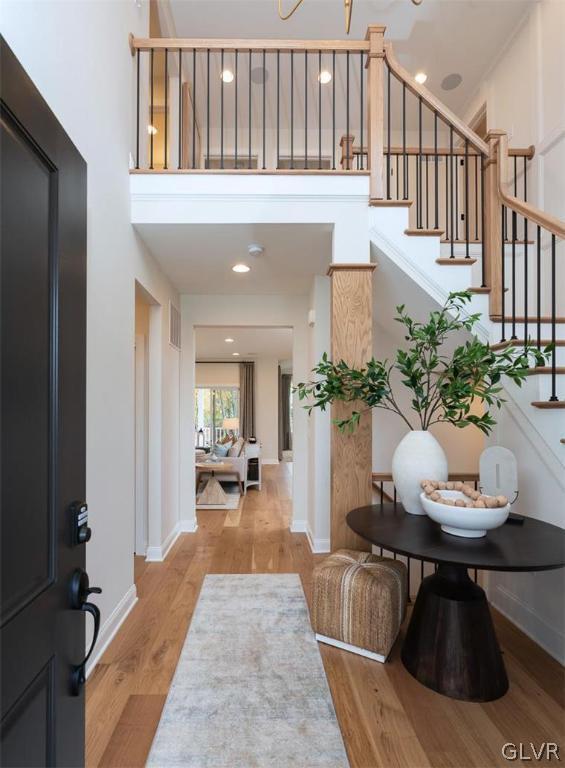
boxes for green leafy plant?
[295,291,550,435]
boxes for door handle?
[69,568,102,695]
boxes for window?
[194,387,239,446]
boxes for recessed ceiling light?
[220,69,234,83]
[232,263,250,273]
[318,70,332,85]
[147,124,158,135]
[232,352,240,357]
[415,72,427,85]
[225,337,234,343]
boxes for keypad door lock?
[70,500,91,546]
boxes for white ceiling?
[134,222,332,294]
[196,326,293,360]
[159,0,534,114]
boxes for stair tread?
[531,401,565,409]
[525,367,565,375]
[436,258,477,265]
[491,339,565,350]
[491,316,565,323]
[405,228,445,236]
[370,199,414,207]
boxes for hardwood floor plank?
[87,464,565,768]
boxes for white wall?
[1,0,181,658]
[196,362,239,387]
[181,295,309,531]
[255,357,280,463]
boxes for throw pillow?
[213,443,229,457]
[228,437,245,457]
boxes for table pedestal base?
[401,564,508,702]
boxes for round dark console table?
[346,503,565,702]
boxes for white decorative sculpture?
[479,446,518,505]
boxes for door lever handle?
[69,568,102,695]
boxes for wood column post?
[366,24,386,202]
[484,130,505,318]
[328,263,376,551]
[339,134,355,170]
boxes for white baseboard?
[489,582,565,665]
[290,519,308,534]
[86,584,138,678]
[306,526,331,554]
[145,519,197,562]
[262,458,279,465]
[316,633,387,663]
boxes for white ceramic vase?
[392,430,448,515]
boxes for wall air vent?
[169,302,181,350]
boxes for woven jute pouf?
[312,549,407,662]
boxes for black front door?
[1,39,89,767]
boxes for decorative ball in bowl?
[419,481,510,538]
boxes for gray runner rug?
[147,573,349,768]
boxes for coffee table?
[347,502,565,702]
[195,462,243,506]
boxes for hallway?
[86,464,564,768]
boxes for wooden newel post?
[366,24,386,202]
[340,135,355,170]
[328,263,376,551]
[484,129,505,318]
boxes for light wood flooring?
[86,464,565,767]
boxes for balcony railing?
[130,27,565,405]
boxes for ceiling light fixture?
[232,263,250,273]
[232,352,240,357]
[318,70,332,85]
[147,124,158,135]
[278,0,353,33]
[220,69,234,83]
[415,72,427,85]
[225,337,234,343]
[248,243,264,257]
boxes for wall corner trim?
[85,584,138,678]
[146,519,197,562]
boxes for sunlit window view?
[194,386,240,446]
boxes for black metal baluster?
[501,206,506,342]
[537,225,541,348]
[206,48,210,169]
[523,156,528,239]
[465,140,469,258]
[304,50,308,169]
[511,210,517,339]
[387,65,391,199]
[346,51,350,170]
[192,49,196,169]
[481,156,486,287]
[455,153,459,242]
[445,143,449,243]
[434,112,439,229]
[318,50,322,169]
[276,50,280,169]
[396,154,399,199]
[234,50,238,168]
[248,50,252,169]
[450,126,454,257]
[359,51,364,171]
[550,235,558,401]
[136,49,140,169]
[402,82,408,199]
[524,215,528,352]
[332,50,336,170]
[417,97,422,227]
[150,48,154,169]
[178,49,182,169]
[474,155,479,241]
[425,154,429,229]
[262,49,266,169]
[163,49,168,169]
[291,50,294,169]
[220,48,224,169]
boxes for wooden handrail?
[496,132,565,239]
[383,42,489,157]
[349,143,535,159]
[130,35,369,54]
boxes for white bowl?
[420,491,511,538]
